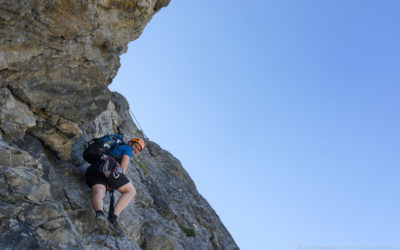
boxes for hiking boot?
[95,211,108,228]
[108,216,124,236]
[109,223,124,236]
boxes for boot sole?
[96,217,109,228]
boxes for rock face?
[0,1,238,249]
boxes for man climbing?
[85,137,145,228]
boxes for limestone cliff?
[0,1,238,249]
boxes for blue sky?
[110,1,400,249]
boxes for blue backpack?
[83,134,124,164]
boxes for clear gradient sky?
[109,1,400,249]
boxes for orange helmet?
[129,138,145,152]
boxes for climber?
[85,137,145,229]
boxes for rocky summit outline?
[0,1,238,249]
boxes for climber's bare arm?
[121,155,130,174]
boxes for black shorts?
[85,162,130,190]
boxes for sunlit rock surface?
[0,1,238,249]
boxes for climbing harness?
[100,157,121,178]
